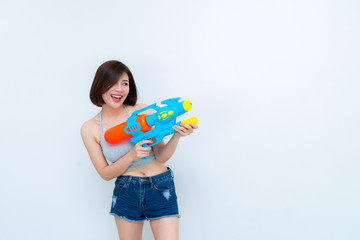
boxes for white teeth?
[111,95,122,99]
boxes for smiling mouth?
[111,95,123,102]
[111,95,122,99]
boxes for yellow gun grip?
[181,117,199,125]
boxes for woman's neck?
[101,104,127,120]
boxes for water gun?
[104,97,198,156]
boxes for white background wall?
[1,0,359,239]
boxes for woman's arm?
[80,121,132,180]
[81,121,152,181]
[152,122,198,163]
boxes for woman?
[80,60,197,240]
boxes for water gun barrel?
[104,115,152,144]
[145,100,193,126]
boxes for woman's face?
[102,72,130,108]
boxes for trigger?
[148,137,163,147]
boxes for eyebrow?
[121,79,129,82]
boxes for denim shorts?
[109,168,180,222]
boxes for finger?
[144,139,154,144]
[140,151,150,157]
[175,125,190,132]
[189,123,198,129]
[139,139,153,146]
[142,146,151,151]
[172,125,181,132]
[140,145,151,150]
[136,145,150,152]
[180,123,191,130]
[173,125,183,133]
[142,148,151,154]
[183,125,195,135]
[177,127,187,135]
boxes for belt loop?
[127,176,132,186]
[149,176,153,187]
[169,168,174,178]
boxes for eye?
[122,82,129,86]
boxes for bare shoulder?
[134,103,148,109]
[80,114,100,141]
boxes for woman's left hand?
[172,122,198,137]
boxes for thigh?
[114,217,144,240]
[150,217,179,240]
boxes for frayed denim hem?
[109,212,181,222]
[109,212,146,223]
[146,214,181,221]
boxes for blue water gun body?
[104,97,198,159]
[128,97,197,146]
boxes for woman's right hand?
[128,139,153,161]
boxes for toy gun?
[104,97,198,158]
